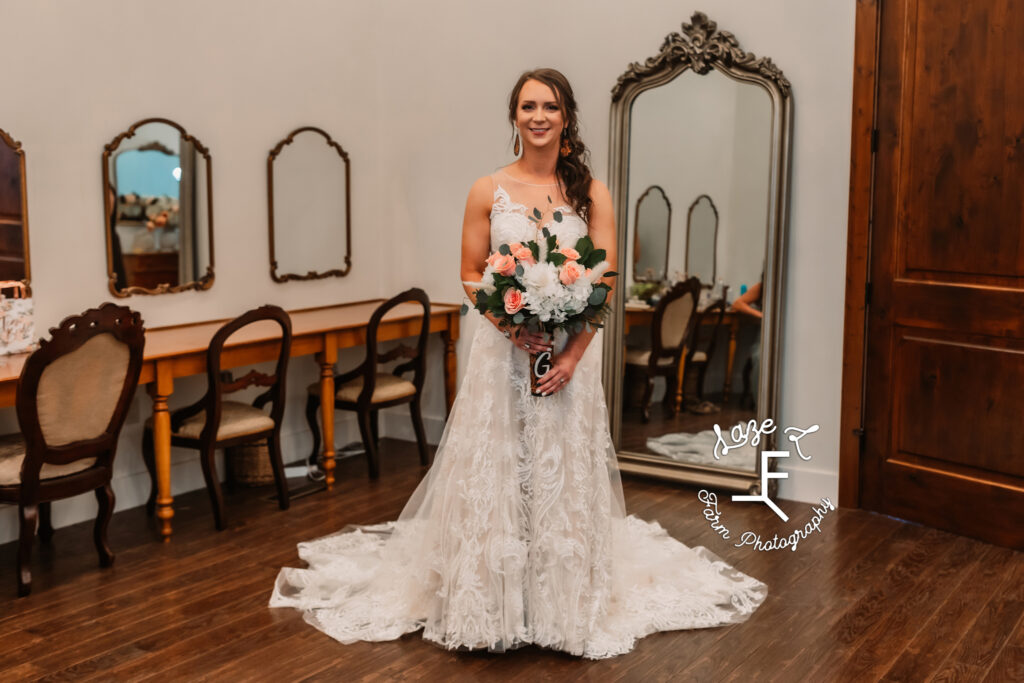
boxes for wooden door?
[862,0,1024,547]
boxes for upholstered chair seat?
[145,401,275,440]
[307,373,416,404]
[0,434,96,486]
[624,348,676,367]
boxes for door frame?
[839,0,882,508]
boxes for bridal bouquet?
[461,226,617,336]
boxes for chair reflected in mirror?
[686,295,728,410]
[142,305,292,531]
[624,277,702,422]
[305,288,431,479]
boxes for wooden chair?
[625,277,702,422]
[686,297,728,403]
[305,288,431,479]
[142,305,291,531]
[0,303,145,596]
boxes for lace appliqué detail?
[269,191,768,660]
[489,185,586,251]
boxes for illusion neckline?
[498,168,559,187]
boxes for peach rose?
[559,261,584,285]
[512,245,535,264]
[558,246,580,261]
[486,252,516,276]
[503,288,525,314]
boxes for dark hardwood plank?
[0,438,1021,680]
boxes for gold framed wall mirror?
[605,12,792,494]
[0,127,31,292]
[102,118,214,297]
[267,126,352,283]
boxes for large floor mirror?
[604,12,792,494]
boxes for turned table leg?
[674,346,688,415]
[148,362,175,542]
[317,336,338,489]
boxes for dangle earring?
[560,131,572,158]
[513,130,521,156]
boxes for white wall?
[0,0,854,542]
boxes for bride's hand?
[512,326,552,354]
[535,353,578,396]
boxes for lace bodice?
[488,172,588,251]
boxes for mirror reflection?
[0,128,28,284]
[104,119,213,295]
[268,127,351,282]
[632,185,671,282]
[686,194,717,287]
[620,68,771,473]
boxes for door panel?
[863,0,1024,548]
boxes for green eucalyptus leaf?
[604,271,619,278]
[588,288,607,305]
[460,303,469,315]
[512,311,525,324]
[553,211,563,223]
[498,243,510,255]
[515,264,524,277]
[542,227,551,238]
[533,207,542,220]
[548,253,567,266]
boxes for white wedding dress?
[269,171,767,659]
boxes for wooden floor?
[1,440,1022,682]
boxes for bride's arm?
[460,177,496,305]
[561,178,616,362]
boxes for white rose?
[522,262,558,291]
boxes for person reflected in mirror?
[731,281,762,319]
[731,278,762,409]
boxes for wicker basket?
[226,442,274,486]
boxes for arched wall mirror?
[0,127,30,290]
[605,12,791,494]
[102,118,214,296]
[686,194,718,287]
[632,185,671,283]
[268,126,352,283]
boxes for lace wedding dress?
[270,170,768,659]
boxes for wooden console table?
[0,299,461,542]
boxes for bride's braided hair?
[508,68,594,223]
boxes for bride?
[270,68,767,660]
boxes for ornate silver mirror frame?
[603,12,792,493]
